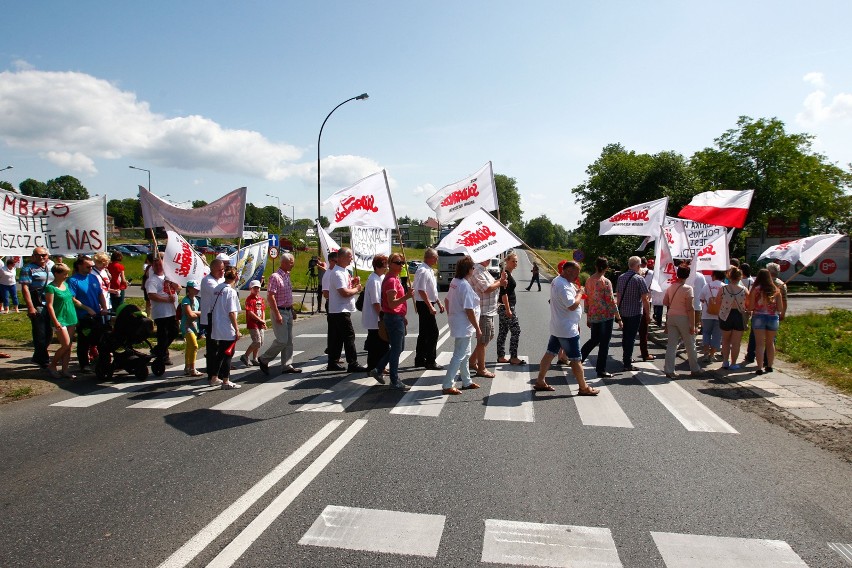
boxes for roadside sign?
[268,246,279,259]
[269,234,280,248]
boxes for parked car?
[407,260,423,274]
[487,257,501,278]
[119,244,151,255]
[106,245,140,257]
[194,245,216,255]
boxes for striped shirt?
[267,268,293,308]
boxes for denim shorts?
[751,313,779,331]
[546,335,581,360]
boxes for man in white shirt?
[532,261,599,396]
[413,248,444,370]
[199,258,225,378]
[327,247,368,373]
[362,255,389,377]
[145,254,180,366]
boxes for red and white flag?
[139,186,247,238]
[324,170,397,232]
[599,197,668,237]
[757,234,845,267]
[651,222,680,293]
[690,226,730,272]
[427,162,498,225]
[436,208,521,263]
[678,189,754,229]
[163,231,209,286]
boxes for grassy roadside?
[775,308,852,395]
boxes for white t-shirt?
[699,279,725,320]
[97,267,111,310]
[446,277,480,338]
[0,265,15,286]
[329,265,356,313]
[210,282,241,341]
[549,275,581,339]
[691,273,707,311]
[321,268,332,294]
[361,272,384,330]
[200,273,224,319]
[413,263,438,303]
[145,273,177,320]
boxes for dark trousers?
[328,312,357,364]
[581,318,614,374]
[76,315,104,369]
[639,312,650,359]
[203,313,215,376]
[30,307,53,366]
[211,339,235,379]
[414,301,439,365]
[153,316,178,361]
[653,305,664,327]
[621,314,642,366]
[526,274,541,291]
[365,328,389,372]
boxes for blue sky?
[1,1,850,230]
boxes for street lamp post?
[316,93,369,255]
[265,193,282,236]
[0,166,12,173]
[281,202,296,234]
[128,165,151,191]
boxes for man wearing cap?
[327,247,368,372]
[20,246,53,368]
[413,248,444,370]
[258,252,302,374]
[200,258,225,378]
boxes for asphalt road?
[2,252,850,567]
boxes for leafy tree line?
[571,116,852,270]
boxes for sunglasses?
[391,260,405,265]
[36,253,49,257]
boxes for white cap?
[249,280,261,289]
[215,253,230,262]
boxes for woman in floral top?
[580,257,623,378]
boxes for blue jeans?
[375,313,405,384]
[621,314,642,367]
[443,336,475,390]
[1,284,19,309]
[581,319,614,374]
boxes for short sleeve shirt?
[699,279,724,320]
[615,270,649,317]
[68,273,103,317]
[267,268,293,308]
[46,283,78,327]
[550,275,581,338]
[447,277,480,337]
[361,272,384,330]
[245,295,266,329]
[381,275,407,316]
[329,265,356,313]
[585,274,617,323]
[180,295,200,335]
[413,263,438,303]
[200,274,224,318]
[145,273,177,320]
[211,283,241,341]
[20,262,49,308]
[469,263,498,316]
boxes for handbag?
[378,319,389,342]
[707,288,722,316]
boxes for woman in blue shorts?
[747,268,785,376]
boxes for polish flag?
[678,190,754,228]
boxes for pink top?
[381,275,407,316]
[664,282,694,317]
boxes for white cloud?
[0,69,380,184]
[796,88,852,126]
[413,183,435,195]
[802,71,825,88]
[528,192,546,200]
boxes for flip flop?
[509,359,527,366]
[497,357,510,363]
[475,371,496,378]
[577,388,599,396]
[533,384,556,392]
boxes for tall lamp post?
[266,193,282,236]
[316,93,369,255]
[0,166,12,173]
[128,165,151,191]
[281,202,296,234]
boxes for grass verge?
[776,308,852,395]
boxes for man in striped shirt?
[258,252,301,374]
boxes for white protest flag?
[691,226,730,272]
[436,208,522,264]
[316,222,341,261]
[599,197,668,237]
[163,231,210,286]
[651,223,679,294]
[323,170,396,232]
[757,234,845,267]
[139,186,247,238]
[229,240,270,290]
[427,161,498,225]
[0,189,106,256]
[350,226,392,271]
[662,216,728,260]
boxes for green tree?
[571,144,696,269]
[494,174,523,229]
[192,200,208,208]
[19,178,48,197]
[525,215,556,248]
[691,116,852,250]
[0,180,14,192]
[45,175,89,200]
[107,198,143,227]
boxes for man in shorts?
[533,261,599,395]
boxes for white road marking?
[206,419,368,568]
[390,352,452,417]
[434,327,452,350]
[482,519,623,567]
[297,377,377,413]
[299,505,445,558]
[156,420,345,568]
[636,367,738,433]
[298,333,368,338]
[569,374,634,429]
[484,359,534,423]
[50,363,183,408]
[211,356,325,412]
[651,531,808,568]
[829,542,852,564]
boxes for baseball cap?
[186,280,199,289]
[249,280,261,289]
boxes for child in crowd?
[241,280,266,366]
[180,280,203,377]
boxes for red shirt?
[107,262,126,290]
[381,275,407,316]
[245,295,266,329]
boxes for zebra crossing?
[48,344,739,434]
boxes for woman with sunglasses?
[372,254,414,390]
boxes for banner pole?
[783,263,811,286]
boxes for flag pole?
[783,262,813,285]
[382,169,407,264]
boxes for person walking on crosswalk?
[258,252,302,375]
[326,248,368,373]
[372,253,414,390]
[533,260,599,395]
[413,248,444,370]
[209,267,242,389]
[442,256,482,395]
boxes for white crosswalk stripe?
[212,356,324,412]
[484,359,535,423]
[390,352,452,417]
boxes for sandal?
[209,378,223,387]
[475,370,496,378]
[577,387,600,396]
[497,357,510,363]
[533,384,556,392]
[221,381,242,390]
[509,358,527,366]
[442,387,462,395]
